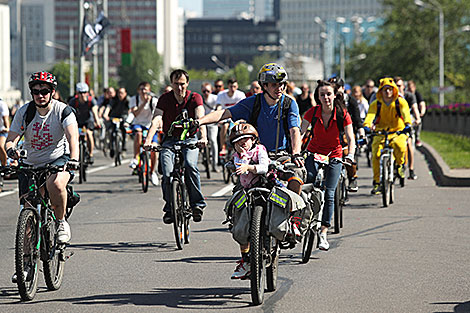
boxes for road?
[0,148,469,312]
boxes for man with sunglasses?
[68,82,99,164]
[5,71,79,246]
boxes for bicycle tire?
[266,236,279,292]
[382,156,390,207]
[250,205,266,305]
[171,180,185,250]
[301,228,316,264]
[115,131,122,166]
[43,212,65,291]
[204,146,211,179]
[15,209,39,301]
[183,187,191,244]
[79,141,85,184]
[141,152,149,193]
[340,174,346,228]
[333,184,341,234]
[222,163,230,184]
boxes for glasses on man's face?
[366,85,374,88]
[215,85,223,88]
[202,89,210,93]
[32,88,52,96]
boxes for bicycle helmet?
[258,63,288,85]
[76,82,89,93]
[229,122,259,144]
[28,71,58,90]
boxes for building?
[203,0,276,20]
[0,0,11,93]
[279,0,383,78]
[184,18,280,70]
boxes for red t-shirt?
[303,105,352,158]
[157,90,203,134]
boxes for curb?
[417,142,470,187]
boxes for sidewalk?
[417,142,470,187]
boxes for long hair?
[313,79,346,116]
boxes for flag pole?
[78,0,86,83]
[103,0,109,88]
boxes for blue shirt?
[229,94,300,152]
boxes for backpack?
[72,95,93,109]
[301,105,345,151]
[373,98,402,124]
[135,93,159,112]
[249,93,293,153]
[20,101,74,133]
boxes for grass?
[421,131,470,169]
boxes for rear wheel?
[203,146,211,179]
[79,141,86,184]
[382,156,391,207]
[266,237,279,292]
[140,152,149,193]
[301,227,316,264]
[250,205,266,305]
[171,180,184,250]
[222,161,230,184]
[15,209,39,301]
[43,213,65,291]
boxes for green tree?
[118,40,163,94]
[49,61,76,100]
[250,53,277,82]
[345,0,470,105]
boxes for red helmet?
[28,71,57,90]
[228,122,259,145]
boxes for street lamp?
[210,55,229,72]
[415,0,444,107]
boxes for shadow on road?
[155,255,240,264]
[431,300,470,313]
[71,241,177,253]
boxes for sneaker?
[371,183,381,195]
[151,172,159,186]
[231,259,251,279]
[57,220,71,243]
[192,206,204,223]
[163,212,173,224]
[129,158,138,169]
[348,178,358,192]
[318,232,329,251]
[397,164,405,179]
[408,169,418,180]
[416,140,422,147]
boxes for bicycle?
[333,160,347,234]
[372,129,407,207]
[135,129,150,193]
[0,160,78,301]
[78,126,90,184]
[200,141,211,179]
[109,118,124,167]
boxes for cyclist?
[5,71,79,245]
[145,69,207,223]
[300,79,356,250]
[0,97,10,192]
[363,77,412,195]
[196,63,305,194]
[103,87,130,156]
[68,82,99,164]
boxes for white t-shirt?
[0,99,9,132]
[129,95,158,128]
[358,98,369,119]
[10,99,78,166]
[216,90,246,109]
[202,93,218,115]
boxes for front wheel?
[140,152,149,193]
[333,180,343,234]
[171,180,185,250]
[15,209,40,301]
[114,131,123,166]
[301,227,316,264]
[43,214,65,291]
[250,205,266,305]
[203,146,211,179]
[266,236,279,292]
[382,156,391,207]
[222,162,231,184]
[79,141,86,184]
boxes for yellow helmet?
[258,63,288,84]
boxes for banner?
[81,11,110,55]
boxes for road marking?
[211,184,234,197]
[0,159,132,197]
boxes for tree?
[49,61,76,100]
[118,40,163,94]
[345,0,470,105]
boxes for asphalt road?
[0,147,469,312]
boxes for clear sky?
[179,0,203,16]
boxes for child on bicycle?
[227,122,270,279]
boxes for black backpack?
[301,105,345,151]
[249,93,293,153]
[20,101,74,133]
[373,98,402,124]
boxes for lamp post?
[210,55,229,72]
[415,0,444,107]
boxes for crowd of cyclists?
[1,62,427,285]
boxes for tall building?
[203,0,274,20]
[185,18,280,70]
[0,0,11,92]
[279,0,383,78]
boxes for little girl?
[228,122,270,279]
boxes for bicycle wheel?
[171,180,185,250]
[140,152,149,193]
[203,146,211,179]
[115,131,122,166]
[15,209,39,301]
[250,205,266,305]
[43,212,65,291]
[222,162,230,184]
[301,227,316,264]
[183,187,191,244]
[333,182,342,234]
[79,141,85,184]
[340,175,346,228]
[266,236,279,292]
[382,156,390,207]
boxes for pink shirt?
[233,144,270,188]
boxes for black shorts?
[78,119,94,130]
[18,154,70,198]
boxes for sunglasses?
[215,85,223,88]
[31,88,52,96]
[202,90,210,93]
[366,85,374,88]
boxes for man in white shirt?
[216,79,245,154]
[201,82,219,171]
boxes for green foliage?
[49,61,76,99]
[421,131,470,168]
[118,40,163,94]
[345,0,470,106]
[250,53,276,81]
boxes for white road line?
[211,184,234,197]
[0,188,19,198]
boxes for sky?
[179,0,203,16]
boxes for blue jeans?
[160,137,206,212]
[305,154,342,228]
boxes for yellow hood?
[376,77,399,103]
